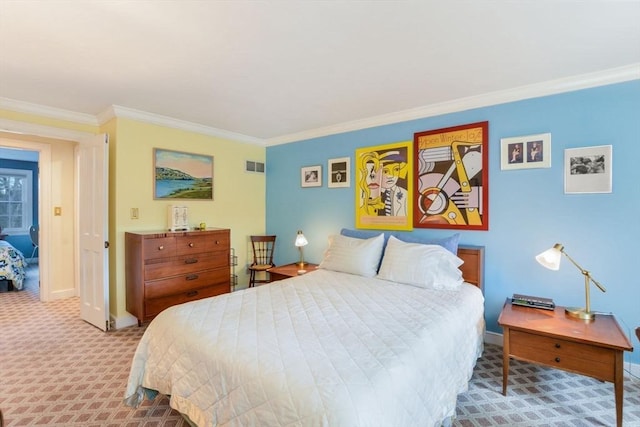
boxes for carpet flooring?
[1,264,639,426]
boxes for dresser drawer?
[145,283,230,317]
[145,267,230,299]
[145,253,230,280]
[510,330,615,381]
[143,237,176,260]
[175,233,230,256]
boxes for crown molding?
[2,64,638,147]
[0,118,94,141]
[98,105,265,146]
[0,97,99,126]
[265,63,640,146]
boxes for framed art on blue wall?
[301,165,322,187]
[154,148,213,200]
[564,145,612,194]
[500,133,551,170]
[355,140,412,231]
[328,157,350,188]
[413,121,489,230]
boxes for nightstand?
[267,263,319,281]
[498,298,633,427]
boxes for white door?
[77,134,109,331]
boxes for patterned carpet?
[1,264,639,426]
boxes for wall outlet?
[131,208,139,219]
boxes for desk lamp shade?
[295,230,308,267]
[535,243,606,320]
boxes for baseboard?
[484,330,640,380]
[111,313,139,330]
[50,288,76,300]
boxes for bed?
[125,233,485,427]
[0,240,28,291]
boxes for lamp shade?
[535,243,563,270]
[295,230,308,247]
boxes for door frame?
[0,118,98,302]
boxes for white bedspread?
[125,269,485,427]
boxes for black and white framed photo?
[564,145,612,194]
[327,157,350,188]
[500,133,551,170]
[301,165,322,188]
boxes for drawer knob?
[555,343,561,349]
[158,245,164,250]
[186,274,199,281]
[189,243,194,247]
[215,240,220,244]
[186,290,198,297]
[555,357,561,363]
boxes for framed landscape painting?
[154,148,214,200]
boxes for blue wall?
[266,80,640,364]
[0,158,39,257]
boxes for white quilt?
[125,269,485,427]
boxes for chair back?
[29,225,39,246]
[250,235,276,267]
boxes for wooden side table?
[498,299,633,427]
[267,263,319,281]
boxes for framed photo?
[413,121,489,230]
[301,165,322,187]
[500,133,551,170]
[355,140,412,230]
[328,157,350,188]
[564,145,612,194]
[154,148,213,200]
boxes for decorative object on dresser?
[167,205,189,231]
[125,228,231,326]
[498,299,633,427]
[267,262,319,281]
[248,235,276,287]
[536,243,606,320]
[294,230,308,269]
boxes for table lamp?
[535,243,606,320]
[295,230,308,269]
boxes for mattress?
[125,269,485,427]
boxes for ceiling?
[1,1,639,145]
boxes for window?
[0,168,33,234]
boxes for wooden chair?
[248,235,276,287]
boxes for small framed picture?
[327,157,350,188]
[564,145,612,194]
[301,165,322,188]
[500,133,551,170]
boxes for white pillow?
[377,235,464,289]
[318,233,385,277]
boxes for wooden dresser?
[125,228,231,325]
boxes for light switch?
[131,208,139,219]
[54,206,62,216]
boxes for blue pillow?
[340,228,460,254]
[393,232,460,255]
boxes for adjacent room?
[0,1,638,426]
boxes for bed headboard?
[457,245,485,292]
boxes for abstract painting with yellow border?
[355,140,413,230]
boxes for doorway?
[0,146,41,297]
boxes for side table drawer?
[510,330,615,381]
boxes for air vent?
[246,161,265,173]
